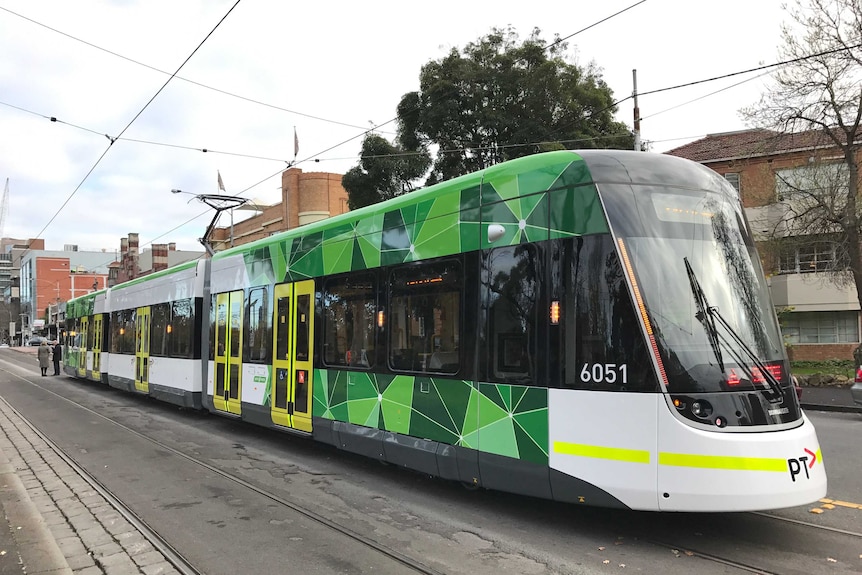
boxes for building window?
[723,173,740,193]
[777,240,847,274]
[775,163,849,201]
[782,311,859,344]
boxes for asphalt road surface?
[1,349,860,574]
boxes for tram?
[63,149,827,512]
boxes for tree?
[341,133,431,210]
[742,0,862,308]
[397,27,634,186]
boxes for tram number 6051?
[580,363,628,385]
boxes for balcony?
[768,273,858,312]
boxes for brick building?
[209,167,349,250]
[108,233,204,286]
[667,128,862,361]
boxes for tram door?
[77,316,89,377]
[213,291,243,415]
[135,306,150,393]
[92,315,103,380]
[271,281,314,432]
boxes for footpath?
[0,346,180,575]
[0,347,859,574]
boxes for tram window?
[215,300,228,357]
[86,318,95,350]
[150,303,170,357]
[245,288,271,363]
[561,235,657,392]
[230,300,242,357]
[275,296,289,361]
[170,298,195,359]
[322,275,375,368]
[484,245,540,384]
[295,294,310,362]
[110,310,135,354]
[389,260,461,374]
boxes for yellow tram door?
[271,280,314,432]
[92,315,102,380]
[77,316,89,377]
[213,291,243,415]
[135,306,150,393]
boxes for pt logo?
[787,448,817,482]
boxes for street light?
[171,189,249,255]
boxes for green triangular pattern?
[478,417,520,458]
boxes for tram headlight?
[691,400,713,419]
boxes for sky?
[0,0,794,256]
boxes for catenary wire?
[16,5,858,262]
[0,5,383,134]
[23,0,244,256]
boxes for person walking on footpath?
[37,340,51,376]
[52,340,62,376]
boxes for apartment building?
[666,128,862,361]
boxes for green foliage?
[397,27,634,185]
[341,134,432,210]
[791,359,855,378]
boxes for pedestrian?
[52,340,62,376]
[37,340,51,377]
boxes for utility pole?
[632,69,641,152]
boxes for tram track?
[641,539,781,575]
[5,364,447,575]
[44,390,862,575]
[750,510,862,539]
[635,508,862,574]
[1,397,204,575]
[4,352,861,575]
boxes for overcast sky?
[0,0,791,256]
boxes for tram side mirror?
[487,224,506,243]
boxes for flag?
[294,127,299,158]
[217,170,225,192]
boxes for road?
[0,348,860,574]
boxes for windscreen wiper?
[683,257,783,402]
[684,257,724,371]
[707,307,783,402]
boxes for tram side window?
[389,260,461,374]
[150,303,170,357]
[110,310,136,354]
[484,245,540,385]
[67,319,78,348]
[322,274,376,368]
[244,288,271,363]
[86,317,95,350]
[170,298,195,359]
[562,235,658,392]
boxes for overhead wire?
[23,0,244,256]
[0,5,386,134]
[15,1,857,266]
[104,1,652,262]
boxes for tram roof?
[211,149,729,262]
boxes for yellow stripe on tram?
[553,442,651,464]
[658,452,787,472]
[554,442,792,473]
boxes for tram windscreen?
[600,182,787,395]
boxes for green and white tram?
[64,149,826,511]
